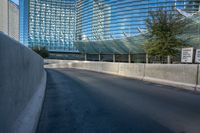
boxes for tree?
[144,8,190,60]
[32,46,49,58]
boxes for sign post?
[181,48,193,63]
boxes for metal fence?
[48,52,182,64]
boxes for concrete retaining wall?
[45,59,200,91]
[0,32,46,133]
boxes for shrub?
[32,46,49,58]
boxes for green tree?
[144,8,190,59]
[32,46,49,58]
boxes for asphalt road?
[36,68,200,133]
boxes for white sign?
[195,49,200,63]
[181,48,193,63]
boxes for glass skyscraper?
[20,0,76,52]
[20,0,200,52]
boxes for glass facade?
[28,0,76,52]
[20,0,29,45]
[20,0,200,52]
[77,0,200,41]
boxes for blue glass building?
[20,0,76,52]
[20,0,200,52]
[20,0,29,45]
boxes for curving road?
[36,68,200,133]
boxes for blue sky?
[11,0,19,5]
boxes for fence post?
[167,55,171,64]
[146,54,149,64]
[128,53,131,63]
[99,53,101,62]
[113,54,115,62]
[84,53,87,61]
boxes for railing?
[48,52,182,64]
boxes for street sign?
[195,49,200,63]
[181,48,193,63]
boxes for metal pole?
[84,53,87,61]
[167,55,171,64]
[99,53,101,62]
[128,52,131,63]
[113,54,115,62]
[146,54,149,64]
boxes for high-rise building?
[92,0,111,40]
[20,0,29,45]
[0,0,19,41]
[185,0,200,12]
[76,0,111,41]
[9,1,19,41]
[20,0,76,52]
[0,0,8,34]
[20,0,200,52]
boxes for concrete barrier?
[45,59,72,68]
[101,62,119,74]
[196,65,200,91]
[71,61,84,69]
[118,63,145,80]
[45,59,199,91]
[0,32,46,133]
[84,62,99,71]
[144,64,198,90]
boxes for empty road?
[36,68,200,133]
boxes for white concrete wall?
[101,62,119,74]
[9,2,19,41]
[45,59,200,91]
[0,0,8,34]
[144,64,198,90]
[0,32,46,133]
[197,66,200,91]
[118,63,145,80]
